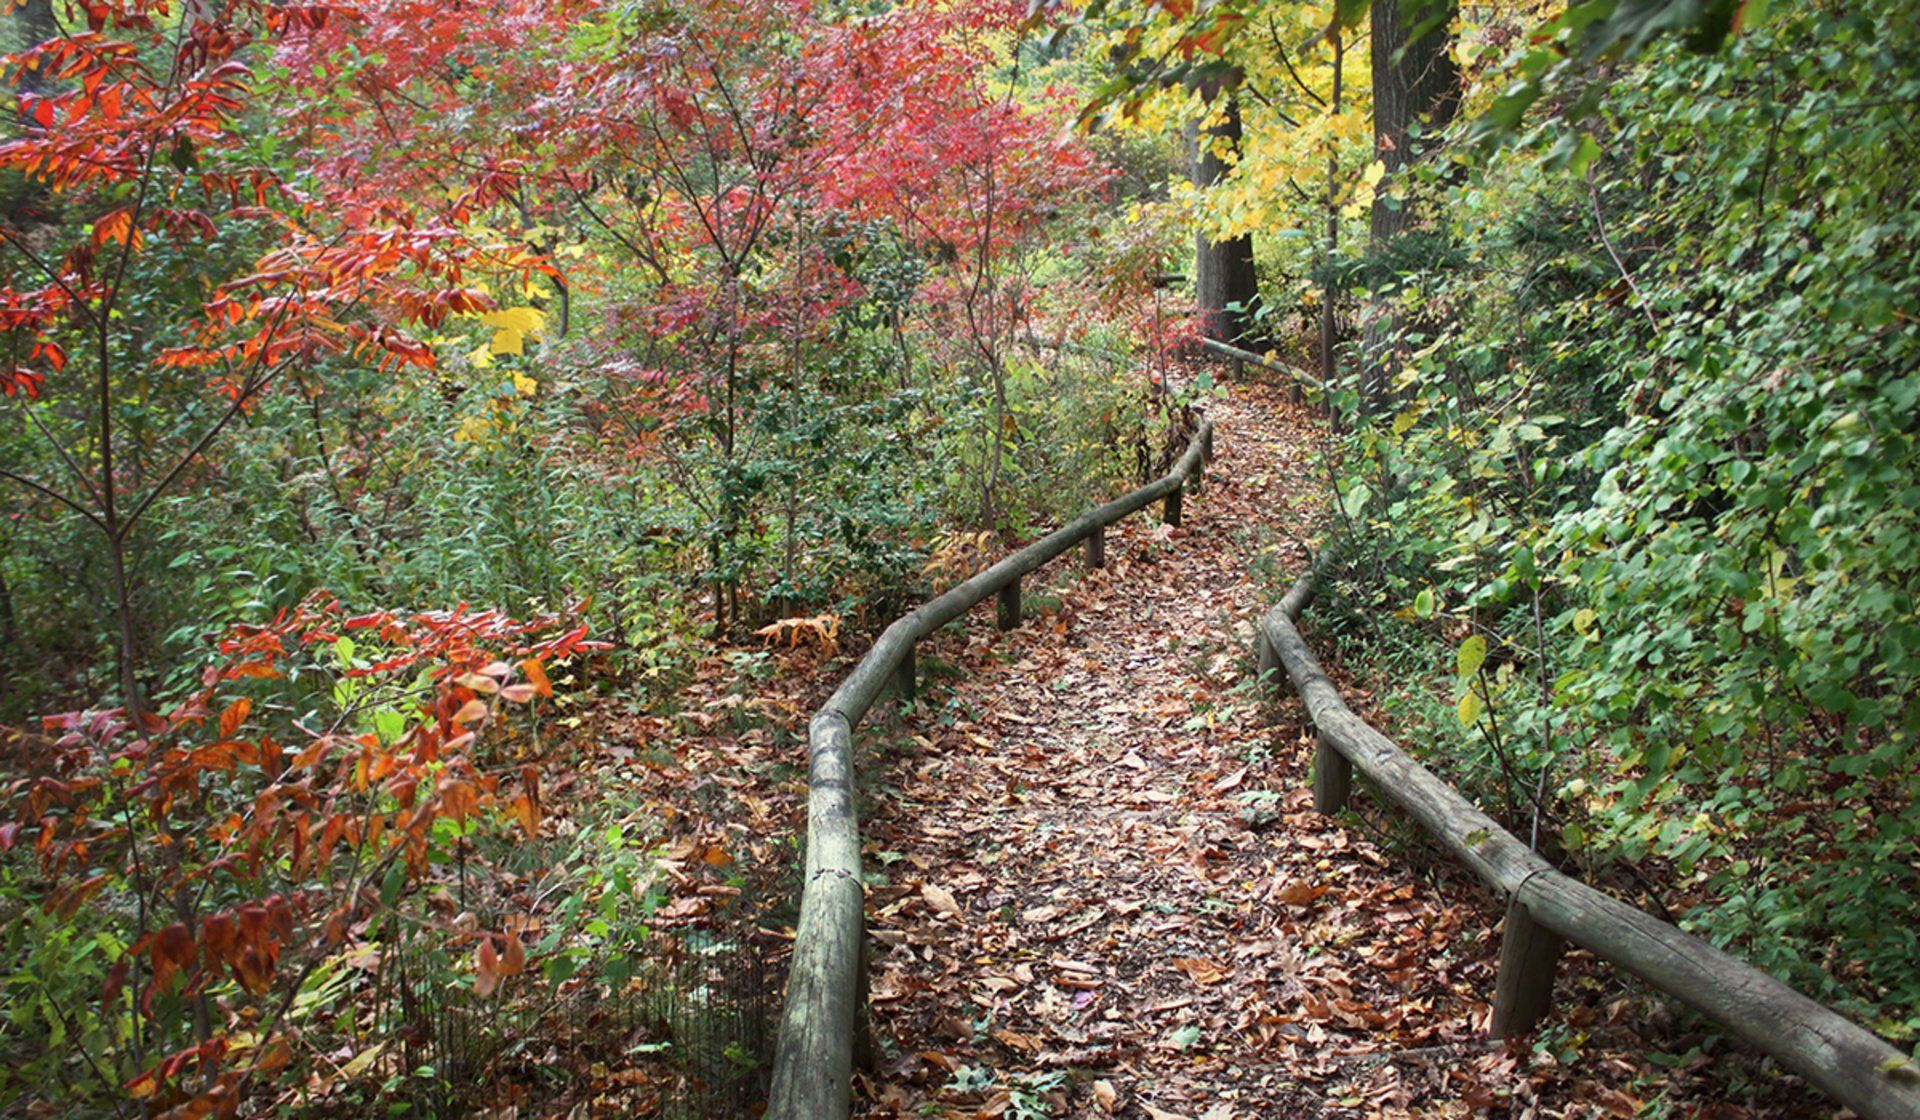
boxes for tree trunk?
[1190,85,1258,345]
[1318,37,1345,402]
[1360,0,1460,416]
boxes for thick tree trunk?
[1360,0,1460,416]
[1190,86,1258,345]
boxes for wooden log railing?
[767,419,1214,1119]
[1257,559,1920,1120]
[1195,336,1321,403]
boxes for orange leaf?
[519,658,552,698]
[475,939,501,998]
[219,697,251,738]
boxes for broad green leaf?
[1341,481,1372,519]
[1414,588,1435,618]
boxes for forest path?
[856,379,1504,1120]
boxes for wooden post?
[1490,897,1563,1038]
[1312,734,1351,814]
[1201,425,1214,464]
[1256,631,1278,689]
[854,917,875,1073]
[1164,486,1182,528]
[997,578,1021,630]
[892,642,915,699]
[1084,525,1105,569]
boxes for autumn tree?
[1190,81,1258,344]
[1358,0,1457,412]
[0,0,560,715]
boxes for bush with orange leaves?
[0,592,602,1117]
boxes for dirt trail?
[855,380,1506,1119]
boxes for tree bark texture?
[1191,87,1258,345]
[1361,0,1461,414]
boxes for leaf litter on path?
[848,377,1842,1120]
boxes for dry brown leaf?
[921,883,963,921]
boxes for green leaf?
[1414,589,1436,618]
[1457,635,1489,680]
[1457,690,1484,727]
[380,861,407,908]
[1341,481,1372,519]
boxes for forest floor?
[834,375,1837,1120]
[516,372,1842,1119]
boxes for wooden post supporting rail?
[1490,896,1563,1037]
[998,579,1021,630]
[1312,734,1351,814]
[892,642,915,699]
[1165,486,1183,528]
[1085,526,1105,569]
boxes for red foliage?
[3,593,603,1111]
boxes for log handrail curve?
[767,418,1214,1119]
[1257,558,1920,1120]
[1195,336,1322,395]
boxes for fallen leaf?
[921,883,963,921]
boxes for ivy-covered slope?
[1339,0,1920,1033]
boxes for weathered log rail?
[1257,558,1920,1120]
[767,419,1214,1119]
[1195,336,1321,402]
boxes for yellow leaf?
[511,371,539,398]
[1457,690,1484,727]
[1457,635,1489,680]
[467,342,495,369]
[1362,159,1386,188]
[340,1042,387,1080]
[481,306,545,357]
